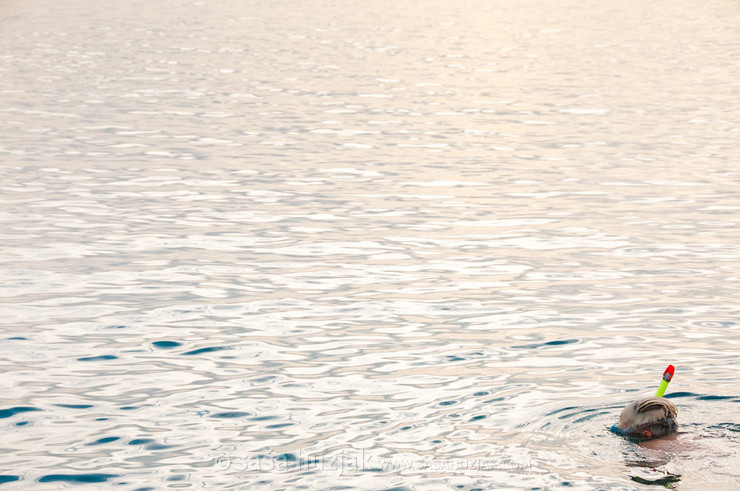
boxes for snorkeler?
[611,396,679,439]
[611,365,679,439]
[611,365,738,486]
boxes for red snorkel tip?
[663,364,675,382]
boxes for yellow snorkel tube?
[655,364,675,397]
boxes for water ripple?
[2,0,740,488]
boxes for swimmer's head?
[611,397,679,439]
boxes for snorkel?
[610,365,675,437]
[655,364,674,397]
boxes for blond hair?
[621,397,679,437]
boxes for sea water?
[1,0,739,488]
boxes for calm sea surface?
[1,0,739,488]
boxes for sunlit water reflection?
[2,0,739,488]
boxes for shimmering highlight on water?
[2,0,740,488]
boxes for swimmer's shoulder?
[639,432,706,452]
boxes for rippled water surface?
[2,0,740,489]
